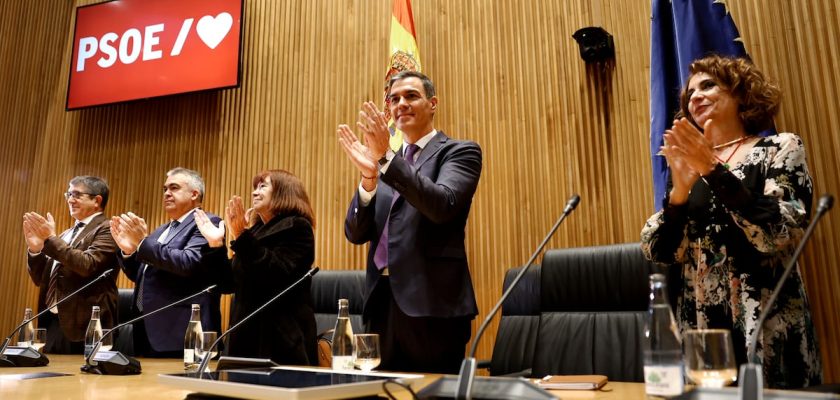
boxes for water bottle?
[183,304,203,369]
[643,273,684,398]
[84,306,103,358]
[331,298,354,370]
[17,308,35,347]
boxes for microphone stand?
[81,284,218,375]
[197,267,320,378]
[738,194,833,400]
[418,194,580,400]
[0,268,115,368]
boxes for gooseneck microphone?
[81,284,217,375]
[197,267,320,377]
[0,268,115,368]
[419,194,580,400]
[739,194,833,400]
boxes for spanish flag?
[384,0,422,151]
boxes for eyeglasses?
[64,191,95,200]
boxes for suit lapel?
[71,214,103,248]
[161,212,194,245]
[414,131,447,169]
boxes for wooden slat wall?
[0,0,837,382]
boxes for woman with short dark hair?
[196,169,317,365]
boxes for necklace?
[712,136,748,150]
[714,137,746,169]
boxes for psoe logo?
[75,13,233,72]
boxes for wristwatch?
[378,150,395,166]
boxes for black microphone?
[739,194,833,400]
[419,194,581,400]
[196,267,320,377]
[0,268,115,368]
[81,284,217,375]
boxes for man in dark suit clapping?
[338,71,483,373]
[110,168,227,357]
[24,176,119,354]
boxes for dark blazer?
[118,211,228,353]
[344,131,482,319]
[27,213,119,343]
[225,214,317,365]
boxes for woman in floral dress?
[641,55,821,388]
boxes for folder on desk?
[535,374,608,390]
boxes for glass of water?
[32,329,47,351]
[353,334,380,372]
[194,331,218,363]
[684,329,737,388]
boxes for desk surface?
[0,354,646,399]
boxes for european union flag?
[650,0,747,210]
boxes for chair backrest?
[311,270,366,335]
[113,288,136,355]
[531,243,660,382]
[310,269,366,367]
[488,265,541,376]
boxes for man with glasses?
[23,176,119,354]
[110,167,227,358]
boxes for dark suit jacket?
[344,131,482,319]
[118,210,228,352]
[225,214,317,365]
[27,213,119,343]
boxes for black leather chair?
[112,288,137,356]
[487,265,541,376]
[310,270,366,336]
[530,243,661,382]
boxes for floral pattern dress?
[641,132,822,389]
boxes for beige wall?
[1,0,837,382]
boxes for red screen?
[67,0,243,110]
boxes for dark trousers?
[365,276,472,374]
[42,312,84,355]
[133,318,181,358]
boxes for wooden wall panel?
[0,0,837,383]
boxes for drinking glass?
[683,329,737,388]
[352,334,380,372]
[17,329,34,347]
[194,331,218,363]
[99,329,113,352]
[32,329,47,351]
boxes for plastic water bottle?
[643,273,684,398]
[183,304,203,370]
[84,306,103,358]
[17,308,35,347]
[331,298,354,370]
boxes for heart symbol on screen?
[196,13,233,49]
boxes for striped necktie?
[46,221,85,310]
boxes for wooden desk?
[0,355,646,399]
